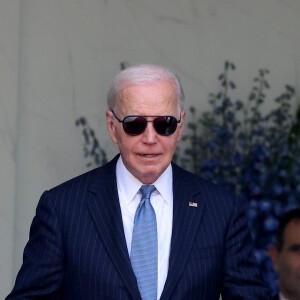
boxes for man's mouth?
[139,154,158,158]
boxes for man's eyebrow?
[288,244,300,251]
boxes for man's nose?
[142,122,157,143]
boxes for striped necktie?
[130,185,157,300]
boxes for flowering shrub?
[181,61,300,294]
[76,61,300,294]
[75,117,107,167]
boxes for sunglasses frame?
[111,110,181,136]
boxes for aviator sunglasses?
[111,110,182,136]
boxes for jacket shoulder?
[172,162,237,196]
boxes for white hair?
[107,64,185,113]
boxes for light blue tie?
[130,185,157,300]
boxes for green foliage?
[181,61,300,294]
[75,117,107,168]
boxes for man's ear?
[269,245,280,272]
[176,110,186,143]
[106,110,118,144]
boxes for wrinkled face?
[270,220,300,300]
[106,80,185,184]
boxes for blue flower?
[179,62,299,296]
[249,183,261,195]
[249,199,258,209]
[273,184,283,196]
[234,153,243,165]
[226,111,234,122]
[284,202,298,212]
[243,172,254,182]
[206,160,219,170]
[254,248,267,264]
[238,139,245,146]
[214,108,221,116]
[259,172,267,183]
[217,128,232,140]
[222,98,231,107]
[211,125,219,133]
[235,100,243,110]
[254,128,264,136]
[264,216,278,231]
[250,230,257,242]
[203,171,214,180]
[254,163,266,172]
[274,201,282,216]
[209,141,217,150]
[259,199,272,211]
[248,208,257,220]
[279,170,287,177]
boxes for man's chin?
[134,170,161,185]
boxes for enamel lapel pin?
[189,202,198,208]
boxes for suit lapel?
[85,158,205,300]
[160,164,206,300]
[86,156,141,300]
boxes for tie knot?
[140,185,156,199]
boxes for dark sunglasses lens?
[123,116,146,135]
[154,116,177,136]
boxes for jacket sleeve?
[6,191,64,300]
[221,195,271,300]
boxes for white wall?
[0,0,21,296]
[1,0,300,297]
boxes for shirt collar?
[279,292,289,300]
[153,163,172,205]
[116,155,173,205]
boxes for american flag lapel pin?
[189,202,198,208]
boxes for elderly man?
[7,64,270,299]
[269,208,300,300]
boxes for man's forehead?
[284,219,300,244]
[287,219,300,229]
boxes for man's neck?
[280,290,300,300]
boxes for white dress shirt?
[279,292,289,300]
[116,156,173,300]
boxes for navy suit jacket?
[7,155,270,299]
